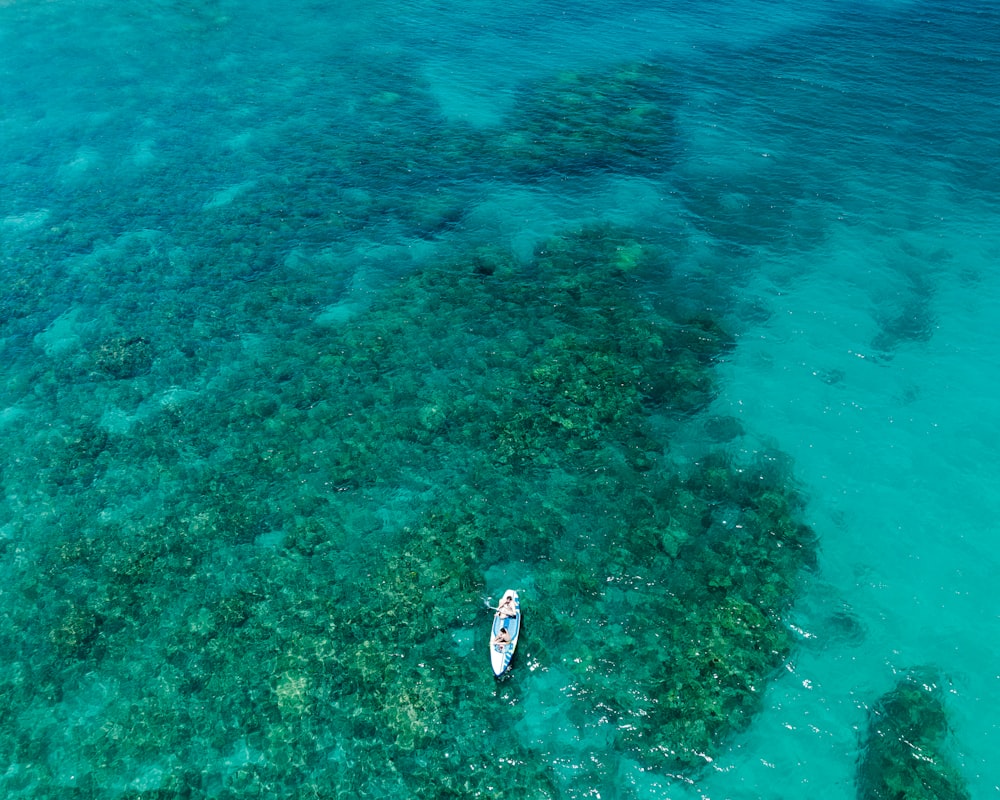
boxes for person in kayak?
[492,626,512,648]
[497,593,517,618]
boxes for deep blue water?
[1,0,998,797]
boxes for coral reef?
[857,670,969,800]
[0,36,816,795]
[94,335,154,379]
[0,219,816,794]
[495,63,678,178]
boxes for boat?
[490,589,521,677]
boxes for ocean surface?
[1,0,998,797]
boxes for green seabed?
[0,223,818,796]
[0,52,970,797]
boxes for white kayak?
[490,589,521,677]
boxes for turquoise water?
[1,0,998,796]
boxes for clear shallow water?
[1,0,998,797]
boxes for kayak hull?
[490,590,521,677]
